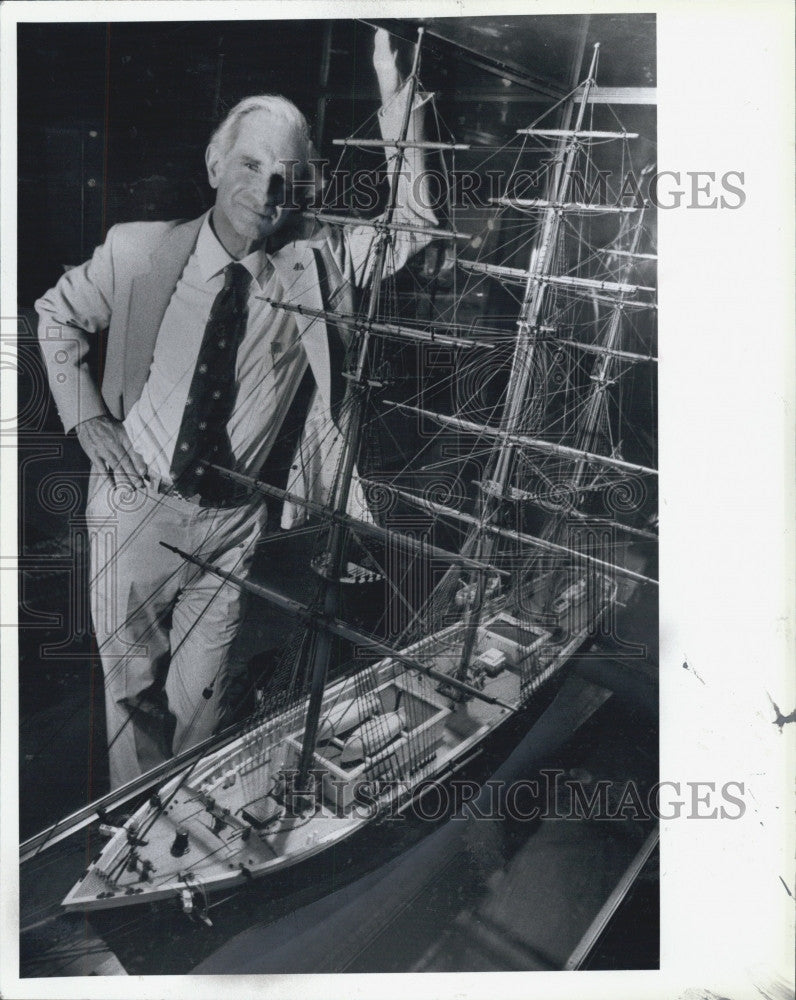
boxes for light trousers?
[86,473,267,789]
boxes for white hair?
[209,94,313,162]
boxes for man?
[36,28,435,789]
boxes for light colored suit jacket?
[36,92,435,526]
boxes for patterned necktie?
[169,261,252,495]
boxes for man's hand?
[373,28,405,106]
[75,415,148,489]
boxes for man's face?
[206,110,305,257]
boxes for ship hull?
[62,591,610,913]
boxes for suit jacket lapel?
[122,221,341,420]
[123,216,204,413]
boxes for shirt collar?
[197,212,272,289]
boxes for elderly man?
[36,28,435,789]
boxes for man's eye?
[244,161,260,172]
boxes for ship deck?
[20,637,659,975]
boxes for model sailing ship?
[32,33,659,913]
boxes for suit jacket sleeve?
[344,84,438,289]
[34,225,119,433]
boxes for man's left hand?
[373,28,405,105]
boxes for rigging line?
[456,126,530,175]
[362,402,434,472]
[456,357,520,427]
[345,526,421,629]
[21,576,180,757]
[31,907,157,953]
[163,543,515,711]
[250,379,365,510]
[104,554,256,776]
[379,482,658,588]
[370,403,496,489]
[363,363,510,489]
[524,78,591,133]
[21,514,192,755]
[169,830,251,881]
[454,219,550,293]
[474,209,551,251]
[555,207,628,253]
[365,336,514,450]
[82,479,191,597]
[319,148,396,209]
[360,522,486,640]
[372,229,451,322]
[453,217,549,257]
[22,717,247,863]
[465,202,548,256]
[324,89,387,142]
[549,216,629,279]
[372,236,432,325]
[93,515,271,871]
[104,668,244,884]
[382,399,658,477]
[382,314,624,428]
[411,446,496,475]
[209,463,510,581]
[280,225,408,312]
[317,146,379,210]
[429,103,457,240]
[91,482,266,687]
[430,94,457,144]
[255,522,324,546]
[364,549,463,660]
[413,52,623,626]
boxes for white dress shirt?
[124,213,308,486]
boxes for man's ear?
[205,143,221,189]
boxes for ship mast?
[293,28,427,796]
[452,43,604,679]
[526,200,655,624]
[568,198,653,493]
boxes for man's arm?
[35,225,147,488]
[345,28,438,288]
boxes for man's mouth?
[238,202,279,222]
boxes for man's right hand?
[75,415,148,489]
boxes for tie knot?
[224,261,252,293]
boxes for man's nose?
[249,171,285,206]
[267,174,285,206]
